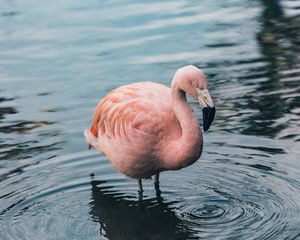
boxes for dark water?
[1,0,300,239]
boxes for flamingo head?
[174,65,216,131]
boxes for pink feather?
[85,65,211,179]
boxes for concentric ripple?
[166,135,300,239]
[0,151,134,240]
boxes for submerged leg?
[154,173,159,186]
[137,179,143,200]
[154,173,161,197]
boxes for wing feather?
[90,82,173,141]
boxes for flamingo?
[84,65,215,198]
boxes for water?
[0,0,300,239]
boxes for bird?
[84,65,215,199]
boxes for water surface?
[1,0,300,239]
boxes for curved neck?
[171,85,196,139]
[167,81,203,169]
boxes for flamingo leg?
[154,173,160,197]
[137,179,143,200]
[154,173,159,186]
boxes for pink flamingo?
[84,65,215,198]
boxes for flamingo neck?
[167,82,203,169]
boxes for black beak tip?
[202,107,216,132]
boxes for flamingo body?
[85,65,215,183]
[85,81,202,179]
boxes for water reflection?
[0,91,64,165]
[213,0,300,141]
[0,96,16,120]
[221,0,300,139]
[89,180,197,240]
[259,0,299,67]
[0,120,54,134]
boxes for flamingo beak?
[196,88,215,132]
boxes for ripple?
[1,0,300,239]
[1,133,300,240]
[0,152,110,240]
[172,160,299,239]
